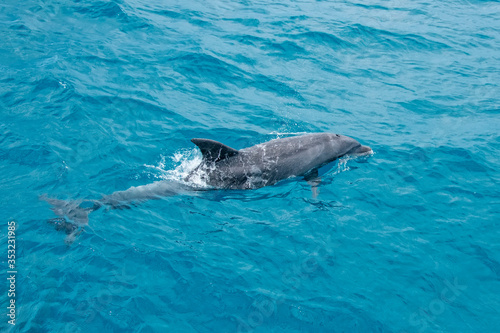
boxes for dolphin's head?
[327,134,372,158]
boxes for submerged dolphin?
[42,133,371,243]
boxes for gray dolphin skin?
[186,133,372,189]
[42,133,371,244]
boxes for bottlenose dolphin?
[42,133,371,244]
[186,133,371,189]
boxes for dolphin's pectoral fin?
[307,178,322,198]
[191,138,239,162]
[304,169,322,198]
[304,168,319,181]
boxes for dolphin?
[186,133,371,189]
[42,133,371,244]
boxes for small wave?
[290,31,354,49]
[73,1,125,19]
[342,23,450,51]
[169,51,304,99]
[223,18,260,27]
[72,1,152,31]
[230,34,306,58]
[143,8,213,28]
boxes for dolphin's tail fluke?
[40,195,101,245]
[41,181,195,244]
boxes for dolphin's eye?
[335,134,339,137]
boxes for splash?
[144,148,210,188]
[268,131,308,139]
[332,150,375,176]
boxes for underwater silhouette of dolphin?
[42,133,371,244]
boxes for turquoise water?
[1,0,500,332]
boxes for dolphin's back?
[188,133,340,189]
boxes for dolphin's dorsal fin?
[191,138,239,162]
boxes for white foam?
[268,131,308,139]
[144,148,210,188]
[334,156,351,174]
[332,150,375,175]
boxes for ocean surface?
[1,0,500,332]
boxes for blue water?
[1,0,500,332]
